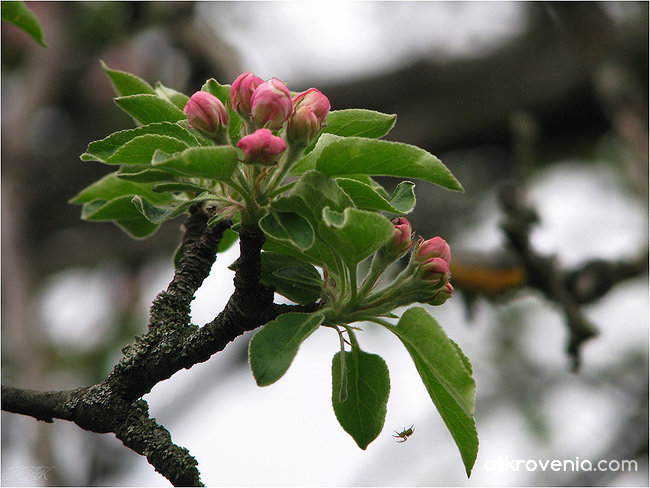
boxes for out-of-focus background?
[2,2,648,486]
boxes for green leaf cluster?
[71,65,240,240]
[72,63,462,242]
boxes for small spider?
[393,425,415,443]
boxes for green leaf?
[263,236,340,273]
[116,166,176,183]
[264,170,356,273]
[82,122,202,163]
[264,173,354,269]
[323,109,396,139]
[2,1,46,47]
[114,218,159,239]
[70,172,174,206]
[450,339,473,376]
[104,135,188,165]
[176,120,214,146]
[393,308,475,416]
[201,78,230,104]
[302,109,396,157]
[336,178,416,214]
[155,81,190,110]
[297,134,463,192]
[132,193,216,224]
[152,146,238,180]
[249,312,324,386]
[115,94,187,125]
[71,172,171,240]
[101,61,156,96]
[78,195,163,238]
[81,195,147,221]
[385,307,478,476]
[152,182,211,193]
[332,347,390,450]
[217,228,238,252]
[272,170,354,227]
[319,207,394,268]
[259,211,315,251]
[228,109,243,145]
[259,252,322,305]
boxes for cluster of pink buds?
[231,72,330,143]
[412,236,453,305]
[362,218,454,310]
[184,72,331,168]
[183,91,228,140]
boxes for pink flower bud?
[292,88,330,121]
[230,72,263,116]
[237,128,286,165]
[250,78,293,130]
[420,257,451,285]
[287,88,330,144]
[286,106,320,144]
[429,282,453,306]
[389,217,413,254]
[415,236,451,264]
[183,91,228,137]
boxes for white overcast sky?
[198,2,527,84]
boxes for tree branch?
[564,253,649,304]
[2,385,204,486]
[2,218,319,486]
[498,182,598,369]
[150,208,232,330]
[114,400,202,487]
[1,385,76,423]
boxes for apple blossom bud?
[287,88,330,144]
[389,217,413,255]
[184,91,228,138]
[230,72,263,116]
[286,106,320,144]
[250,78,293,130]
[429,282,453,306]
[414,236,451,264]
[292,88,330,120]
[237,128,286,165]
[419,257,451,285]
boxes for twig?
[497,182,598,370]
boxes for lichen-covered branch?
[150,207,232,329]
[2,385,204,486]
[1,214,318,486]
[114,400,202,487]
